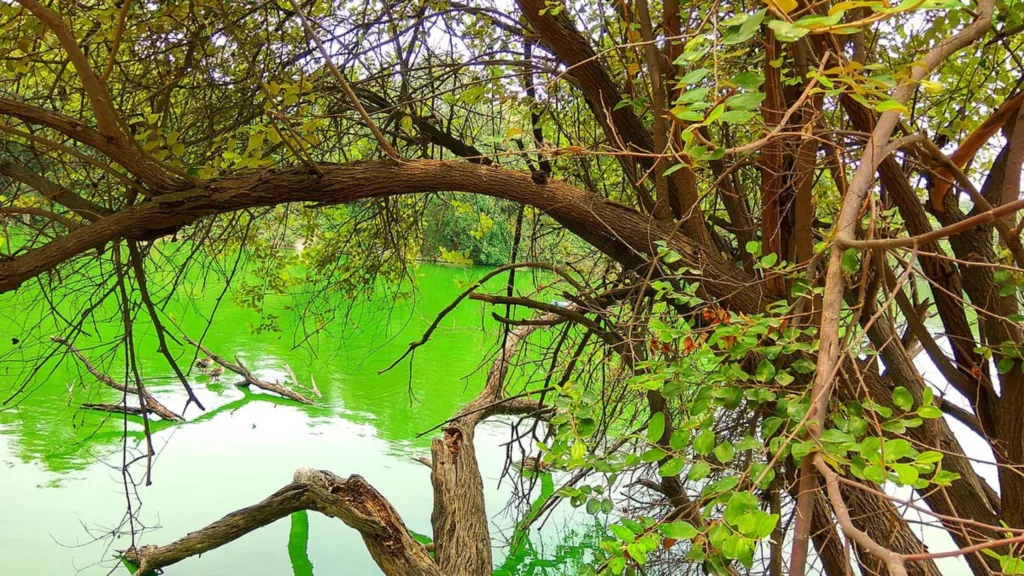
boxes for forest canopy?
[2,0,1024,574]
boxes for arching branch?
[121,469,439,576]
[0,160,764,311]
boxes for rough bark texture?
[430,317,551,575]
[122,469,439,576]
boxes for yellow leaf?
[627,62,640,76]
[765,0,798,13]
[505,127,526,138]
[920,79,943,94]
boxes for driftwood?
[81,403,147,416]
[182,335,314,405]
[52,337,183,421]
[121,468,439,576]
[287,363,323,399]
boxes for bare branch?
[50,336,182,421]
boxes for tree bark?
[122,469,439,576]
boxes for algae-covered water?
[0,262,598,575]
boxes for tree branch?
[17,0,127,140]
[0,160,762,313]
[122,468,438,576]
[50,336,182,421]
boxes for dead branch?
[121,468,438,576]
[51,337,183,421]
[81,403,147,416]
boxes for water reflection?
[0,264,590,575]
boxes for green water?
[0,262,597,575]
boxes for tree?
[2,0,1024,574]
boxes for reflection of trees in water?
[495,472,604,576]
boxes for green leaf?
[860,437,882,461]
[767,19,810,42]
[694,429,716,455]
[676,87,709,104]
[586,498,600,514]
[793,10,846,29]
[875,99,909,114]
[892,386,914,411]
[916,451,944,464]
[670,428,691,451]
[732,71,765,90]
[883,438,913,460]
[736,435,762,451]
[719,109,756,124]
[863,464,886,484]
[648,412,666,443]
[893,463,919,485]
[821,429,854,443]
[723,9,766,45]
[760,253,779,268]
[917,405,942,419]
[841,248,859,275]
[672,108,705,122]
[745,240,762,255]
[761,416,784,438]
[727,91,766,111]
[724,492,758,525]
[756,513,780,538]
[609,556,626,575]
[678,68,709,85]
[661,521,698,540]
[610,524,635,542]
[626,542,647,565]
[688,461,712,481]
[791,440,816,461]
[659,456,686,477]
[775,370,795,386]
[998,357,1015,375]
[641,448,668,462]
[622,519,644,533]
[663,162,687,177]
[705,103,725,124]
[755,359,776,382]
[791,358,816,374]
[932,470,961,486]
[714,441,736,463]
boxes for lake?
[0,262,597,575]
